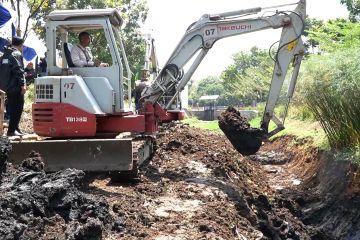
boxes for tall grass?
[300,48,360,149]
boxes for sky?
[144,0,349,81]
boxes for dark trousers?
[7,91,24,134]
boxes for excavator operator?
[71,32,108,67]
[133,70,150,110]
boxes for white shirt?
[70,45,95,67]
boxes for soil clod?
[218,106,266,155]
[21,151,44,172]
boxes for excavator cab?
[42,9,132,113]
[32,9,143,138]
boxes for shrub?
[299,48,360,149]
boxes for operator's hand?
[21,86,26,95]
[99,63,109,67]
[94,59,101,67]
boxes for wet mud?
[0,137,11,180]
[0,147,123,239]
[218,106,265,156]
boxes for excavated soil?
[0,124,359,239]
[218,106,265,156]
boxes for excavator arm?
[142,35,160,80]
[141,0,306,152]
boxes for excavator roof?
[47,8,123,26]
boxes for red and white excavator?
[10,0,306,175]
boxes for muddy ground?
[0,123,359,239]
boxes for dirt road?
[0,124,359,239]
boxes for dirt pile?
[218,106,265,156]
[1,124,359,239]
[0,144,123,240]
[84,123,311,239]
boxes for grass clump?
[300,48,360,150]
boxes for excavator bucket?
[218,107,266,156]
[9,137,154,173]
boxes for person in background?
[24,62,36,85]
[0,39,10,122]
[38,54,47,76]
[70,31,108,67]
[133,70,151,111]
[0,36,27,136]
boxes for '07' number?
[205,28,216,36]
[64,83,75,89]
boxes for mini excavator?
[10,1,306,176]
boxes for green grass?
[182,117,221,133]
[249,116,328,149]
[182,116,329,149]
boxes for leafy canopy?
[306,18,360,52]
[340,0,360,21]
[189,76,226,106]
[220,46,274,103]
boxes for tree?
[306,18,360,53]
[2,0,50,39]
[23,0,52,39]
[340,0,360,21]
[121,0,148,77]
[220,47,274,105]
[196,76,224,96]
[189,76,226,106]
[303,18,323,53]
